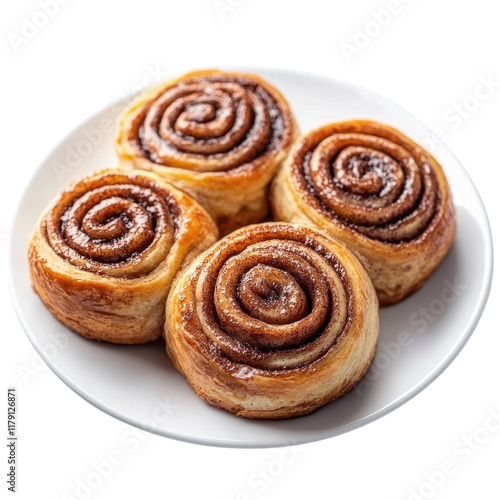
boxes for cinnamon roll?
[271,120,456,305]
[165,222,379,419]
[28,169,218,343]
[116,69,298,235]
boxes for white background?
[2,0,499,498]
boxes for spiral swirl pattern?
[290,121,441,243]
[43,171,177,278]
[125,72,293,173]
[190,223,352,370]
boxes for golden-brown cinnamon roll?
[116,69,298,235]
[28,169,218,344]
[271,120,456,305]
[165,222,379,419]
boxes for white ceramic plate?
[9,68,493,448]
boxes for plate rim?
[8,66,494,448]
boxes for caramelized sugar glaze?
[29,169,218,343]
[165,222,379,418]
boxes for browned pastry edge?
[165,222,379,419]
[28,169,219,344]
[177,338,377,419]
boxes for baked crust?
[28,169,218,343]
[115,69,299,235]
[271,120,456,306]
[165,222,379,419]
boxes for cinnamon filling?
[43,172,177,278]
[293,123,441,243]
[128,75,292,172]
